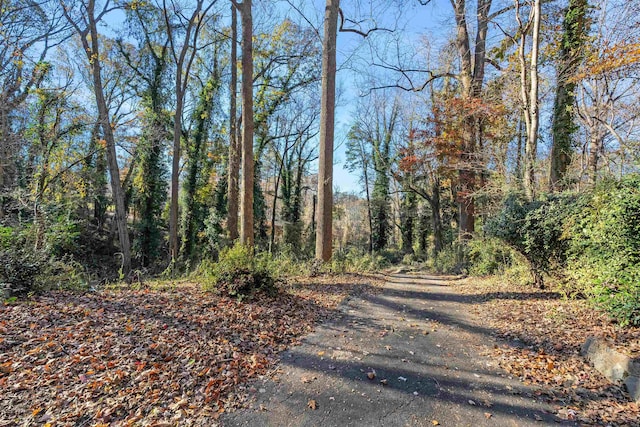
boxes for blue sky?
[328,0,452,193]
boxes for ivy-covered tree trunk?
[417,205,430,257]
[431,178,444,257]
[253,160,267,247]
[400,188,416,255]
[371,169,390,252]
[549,0,589,191]
[281,147,307,252]
[181,76,219,261]
[133,57,169,267]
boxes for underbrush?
[0,225,87,297]
[485,175,640,327]
[198,243,279,298]
[326,248,391,273]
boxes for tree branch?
[338,8,392,38]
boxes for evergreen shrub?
[467,237,518,276]
[0,226,86,296]
[565,176,640,326]
[486,176,640,325]
[485,193,578,287]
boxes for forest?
[1,0,640,424]
[2,0,639,322]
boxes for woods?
[2,0,640,318]
[1,0,640,323]
[2,0,640,424]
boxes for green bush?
[269,251,311,276]
[485,193,578,287]
[485,175,640,326]
[199,244,278,297]
[0,247,47,295]
[325,249,389,273]
[564,176,640,325]
[467,237,517,276]
[427,243,467,274]
[0,247,87,297]
[0,226,13,249]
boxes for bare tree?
[61,0,132,273]
[163,0,216,262]
[514,0,542,200]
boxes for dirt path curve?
[221,273,574,427]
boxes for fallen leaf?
[301,375,316,384]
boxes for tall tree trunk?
[400,188,416,255]
[549,0,588,191]
[431,177,443,257]
[239,0,254,247]
[517,0,541,201]
[181,76,218,260]
[164,0,208,262]
[269,159,283,252]
[451,0,492,241]
[315,0,339,261]
[588,131,602,185]
[515,116,524,183]
[549,82,574,190]
[72,0,132,274]
[169,92,182,261]
[227,2,240,241]
[363,159,373,254]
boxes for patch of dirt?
[457,277,640,426]
[0,274,381,426]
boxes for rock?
[581,336,640,401]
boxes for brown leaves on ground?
[0,274,379,426]
[459,278,640,426]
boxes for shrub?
[0,247,47,295]
[325,249,389,274]
[199,244,278,298]
[486,176,640,325]
[427,243,466,274]
[485,193,578,287]
[467,237,517,276]
[0,246,87,297]
[565,176,640,325]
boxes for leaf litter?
[458,277,640,426]
[0,274,380,425]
